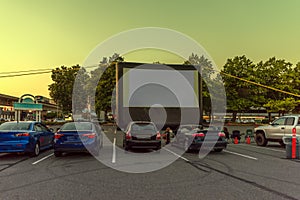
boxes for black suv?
[123,121,161,151]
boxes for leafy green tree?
[256,57,296,118]
[48,65,88,114]
[89,53,124,117]
[221,55,259,121]
[184,54,213,115]
[264,98,299,116]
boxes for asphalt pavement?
[0,126,299,200]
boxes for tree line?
[48,53,300,121]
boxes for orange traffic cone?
[234,137,238,144]
[246,136,251,144]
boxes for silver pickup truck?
[254,115,300,146]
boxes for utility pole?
[199,64,203,125]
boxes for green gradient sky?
[1,0,300,97]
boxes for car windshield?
[0,122,31,131]
[131,123,156,133]
[60,122,93,131]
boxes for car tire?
[124,145,129,151]
[30,142,40,157]
[54,151,62,157]
[255,132,268,146]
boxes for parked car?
[254,115,300,146]
[53,121,103,157]
[171,124,227,152]
[123,121,161,151]
[0,121,54,156]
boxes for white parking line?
[240,144,286,153]
[224,150,258,160]
[112,137,116,163]
[32,153,54,165]
[164,148,189,162]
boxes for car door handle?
[281,127,285,129]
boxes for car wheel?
[184,139,190,152]
[30,142,40,157]
[255,132,268,146]
[54,151,62,157]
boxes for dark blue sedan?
[0,121,54,156]
[53,122,103,157]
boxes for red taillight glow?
[218,132,226,137]
[126,131,131,139]
[192,133,205,137]
[15,132,30,137]
[54,133,64,139]
[82,133,96,139]
[156,132,161,140]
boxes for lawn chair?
[231,130,241,143]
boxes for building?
[0,93,58,121]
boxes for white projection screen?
[116,62,201,129]
[123,68,198,107]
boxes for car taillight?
[156,132,161,140]
[126,131,131,139]
[192,133,205,137]
[15,132,30,137]
[54,133,64,139]
[82,133,96,139]
[218,132,226,137]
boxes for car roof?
[4,121,35,124]
[129,121,155,124]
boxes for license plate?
[67,136,76,141]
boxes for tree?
[221,55,259,121]
[89,53,124,117]
[48,65,88,114]
[264,98,299,116]
[256,57,295,119]
[184,53,223,120]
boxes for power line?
[0,64,100,78]
[0,70,52,78]
[220,71,300,98]
[0,68,53,75]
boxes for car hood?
[254,125,272,131]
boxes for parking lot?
[0,125,300,200]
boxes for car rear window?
[61,122,93,131]
[131,123,156,133]
[0,123,31,131]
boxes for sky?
[0,0,300,98]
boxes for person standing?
[164,127,172,145]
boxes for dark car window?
[285,117,295,126]
[38,124,49,132]
[61,122,93,131]
[34,125,42,132]
[131,123,156,133]
[0,122,31,131]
